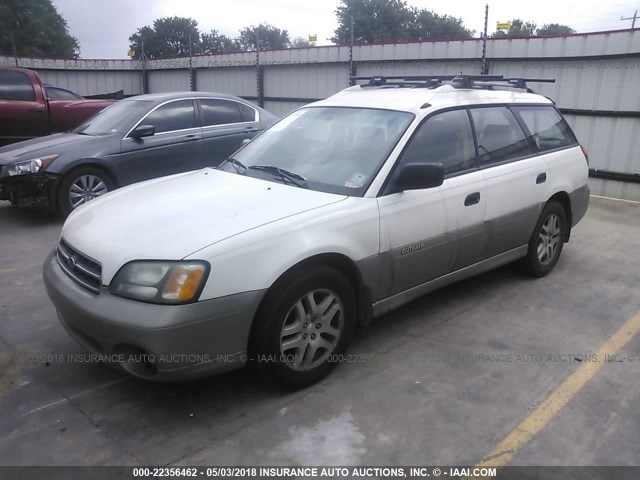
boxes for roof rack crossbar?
[350,75,555,91]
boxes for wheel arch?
[547,191,572,241]
[247,252,372,355]
[53,161,119,212]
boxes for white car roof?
[310,85,554,115]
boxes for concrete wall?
[1,28,639,200]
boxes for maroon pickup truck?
[0,67,116,146]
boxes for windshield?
[73,100,153,136]
[222,107,414,196]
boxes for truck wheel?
[251,266,357,388]
[520,200,567,277]
[57,167,114,215]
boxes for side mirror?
[395,163,444,191]
[130,124,155,139]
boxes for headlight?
[109,261,209,304]
[4,154,59,177]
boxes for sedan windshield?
[74,100,153,136]
[222,107,414,196]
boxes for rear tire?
[57,167,114,216]
[250,266,357,388]
[520,200,567,277]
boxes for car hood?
[61,169,348,284]
[0,133,101,165]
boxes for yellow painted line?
[0,268,17,274]
[476,309,640,469]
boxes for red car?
[0,67,116,146]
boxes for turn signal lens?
[162,265,206,301]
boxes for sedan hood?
[62,169,347,284]
[0,133,99,165]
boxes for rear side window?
[143,99,196,133]
[512,106,577,152]
[238,102,258,122]
[399,109,476,175]
[470,107,532,165]
[200,99,243,126]
[0,71,36,101]
[46,86,81,100]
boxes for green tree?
[332,0,414,44]
[409,9,474,40]
[237,23,290,50]
[200,30,240,54]
[536,23,576,36]
[0,0,79,59]
[291,37,316,48]
[129,17,200,59]
[493,19,537,37]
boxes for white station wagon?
[43,75,590,387]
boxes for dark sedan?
[0,92,276,214]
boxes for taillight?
[580,145,589,165]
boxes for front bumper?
[43,251,266,381]
[0,173,57,209]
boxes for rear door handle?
[245,127,259,133]
[464,192,481,206]
[183,134,201,142]
[536,172,547,184]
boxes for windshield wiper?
[248,165,307,188]
[219,157,248,174]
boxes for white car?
[43,75,590,387]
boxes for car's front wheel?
[251,266,357,387]
[57,167,114,215]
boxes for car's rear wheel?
[251,266,357,388]
[57,167,113,215]
[520,200,567,277]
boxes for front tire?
[57,167,113,215]
[250,266,357,388]
[521,200,567,277]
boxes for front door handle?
[536,172,547,184]
[464,192,481,206]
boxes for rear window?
[512,106,577,152]
[0,70,36,101]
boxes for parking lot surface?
[0,196,638,466]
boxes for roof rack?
[350,75,555,92]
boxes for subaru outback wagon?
[43,75,590,387]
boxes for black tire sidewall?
[57,167,113,216]
[252,266,357,388]
[526,201,567,277]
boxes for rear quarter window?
[512,106,577,152]
[0,71,36,101]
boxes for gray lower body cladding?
[43,251,266,381]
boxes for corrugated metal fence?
[1,29,639,200]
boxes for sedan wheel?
[69,174,109,209]
[57,167,114,216]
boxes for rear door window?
[199,99,244,127]
[0,70,36,101]
[470,107,532,165]
[512,106,577,152]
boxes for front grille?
[56,238,102,293]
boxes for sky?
[52,0,640,59]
